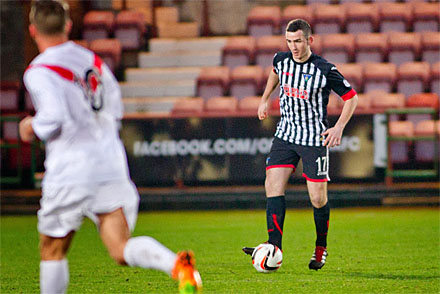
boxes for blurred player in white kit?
[19,1,202,293]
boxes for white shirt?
[24,41,130,187]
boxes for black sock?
[313,202,330,248]
[266,196,286,250]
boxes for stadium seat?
[354,33,388,63]
[222,36,256,69]
[421,32,440,65]
[172,97,204,116]
[282,5,314,33]
[364,63,397,93]
[310,34,322,56]
[397,62,430,99]
[73,40,89,49]
[405,93,439,126]
[82,11,114,42]
[334,63,363,93]
[388,32,421,66]
[247,6,281,37]
[89,39,122,73]
[0,81,20,113]
[313,4,346,35]
[157,22,200,39]
[255,35,287,68]
[414,120,439,162]
[413,2,440,33]
[230,65,264,100]
[2,119,19,140]
[370,91,405,110]
[114,10,145,50]
[431,62,440,97]
[355,93,371,112]
[388,120,414,163]
[238,96,261,114]
[378,2,412,33]
[345,3,379,34]
[204,96,238,113]
[155,6,179,25]
[196,66,230,100]
[322,34,355,64]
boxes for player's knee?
[40,244,66,260]
[310,196,327,208]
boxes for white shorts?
[38,179,140,238]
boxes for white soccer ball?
[252,243,283,273]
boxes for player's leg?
[301,145,330,270]
[39,232,74,294]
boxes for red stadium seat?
[247,6,281,37]
[322,34,355,64]
[222,36,256,69]
[230,66,264,100]
[310,34,322,56]
[73,40,89,49]
[89,39,122,73]
[114,10,145,50]
[204,96,238,113]
[364,63,397,93]
[397,62,430,98]
[345,3,379,34]
[155,6,179,25]
[413,2,440,33]
[414,120,439,162]
[196,66,230,100]
[388,32,421,67]
[282,5,314,33]
[431,62,440,97]
[172,97,204,116]
[334,63,363,93]
[1,81,20,113]
[82,11,115,42]
[421,32,440,65]
[405,92,439,126]
[355,33,388,63]
[238,96,261,114]
[388,120,414,163]
[355,93,371,111]
[313,4,346,35]
[370,91,405,110]
[255,35,287,68]
[378,3,412,33]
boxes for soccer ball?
[252,243,283,273]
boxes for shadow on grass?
[347,272,440,281]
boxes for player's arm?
[19,116,35,142]
[322,95,358,147]
[258,70,279,120]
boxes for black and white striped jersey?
[272,52,357,147]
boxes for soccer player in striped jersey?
[19,1,201,293]
[243,19,358,270]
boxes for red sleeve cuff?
[273,68,277,74]
[341,89,357,101]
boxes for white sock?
[40,259,69,294]
[123,236,177,275]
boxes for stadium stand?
[431,62,440,97]
[412,2,440,33]
[388,120,414,164]
[313,4,346,35]
[378,2,412,33]
[204,96,238,113]
[222,36,256,69]
[89,38,122,73]
[114,10,145,50]
[0,81,20,113]
[246,6,281,37]
[229,65,264,100]
[354,33,388,63]
[125,67,201,83]
[414,120,439,163]
[73,39,89,49]
[237,96,261,114]
[363,63,397,93]
[255,35,287,68]
[196,66,230,100]
[310,34,322,56]
[281,5,314,33]
[388,32,421,67]
[155,6,179,24]
[370,91,405,111]
[82,10,114,42]
[355,93,371,112]
[335,63,363,93]
[321,33,355,63]
[345,3,379,34]
[421,32,440,65]
[396,62,430,99]
[171,97,204,116]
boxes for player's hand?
[321,125,343,148]
[258,101,268,120]
[19,116,35,142]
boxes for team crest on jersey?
[302,73,312,83]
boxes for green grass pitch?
[1,207,439,293]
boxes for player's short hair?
[29,0,70,35]
[286,19,312,39]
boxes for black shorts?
[266,137,330,182]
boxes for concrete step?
[120,80,196,97]
[125,67,202,82]
[138,50,222,68]
[149,37,227,53]
[123,96,183,113]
